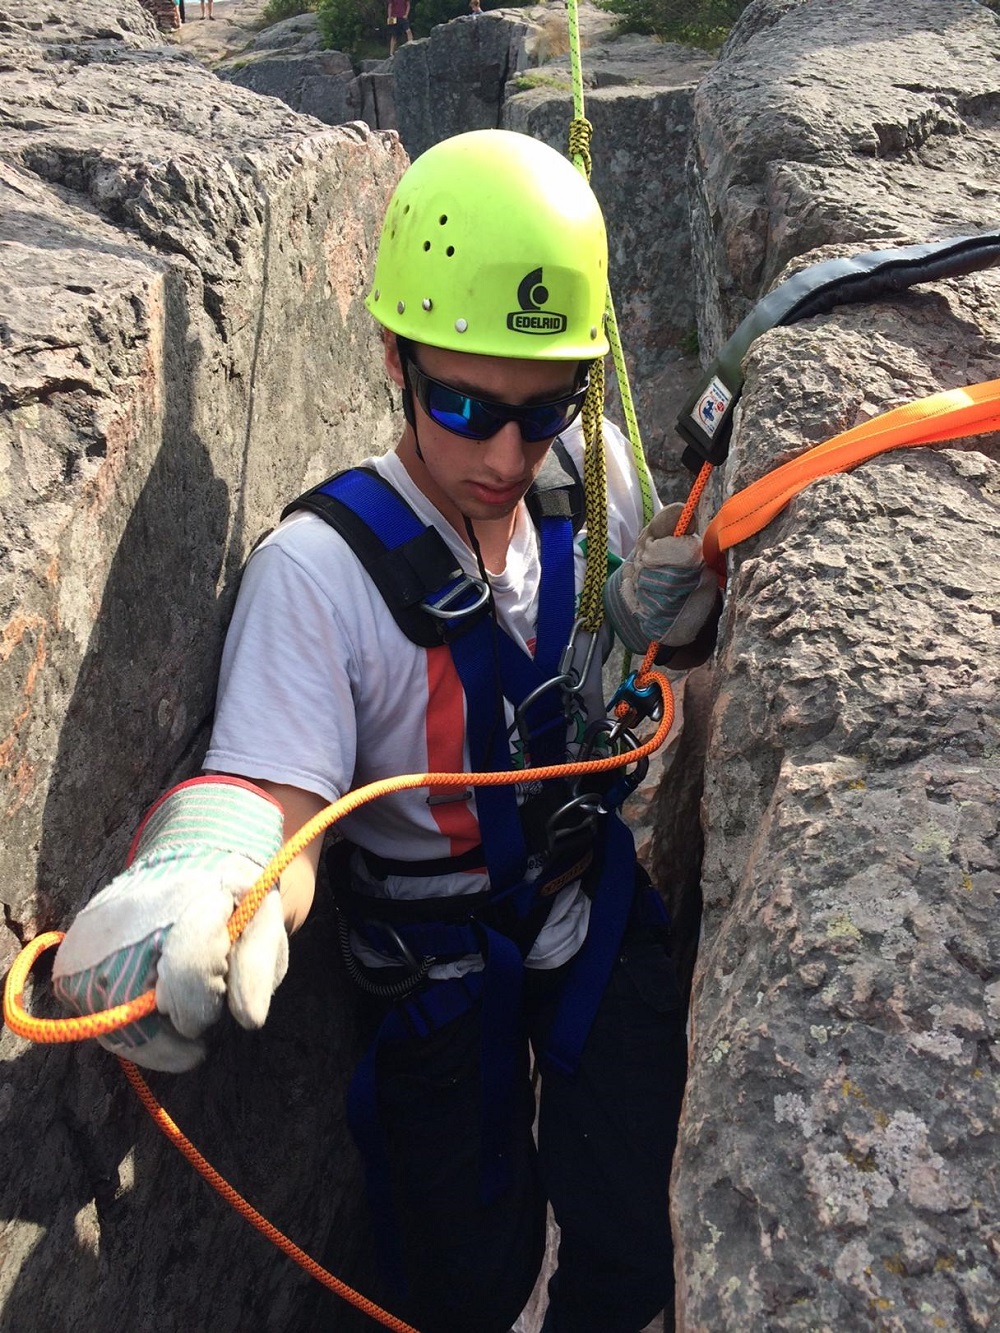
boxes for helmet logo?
[506,268,568,336]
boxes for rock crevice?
[2,1,999,1330]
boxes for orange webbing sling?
[702,378,1000,574]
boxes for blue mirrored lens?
[409,359,586,443]
[428,385,499,439]
[520,402,578,441]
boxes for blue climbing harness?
[282,451,648,1290]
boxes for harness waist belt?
[334,846,596,965]
[361,843,487,879]
[336,880,495,929]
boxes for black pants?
[364,915,687,1333]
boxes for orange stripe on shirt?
[424,645,481,856]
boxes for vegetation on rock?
[261,0,315,24]
[597,0,750,49]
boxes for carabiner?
[598,754,650,811]
[545,791,605,855]
[605,714,641,752]
[558,619,600,690]
[510,673,585,756]
[578,716,619,761]
[589,718,649,809]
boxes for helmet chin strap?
[397,339,423,462]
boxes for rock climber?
[52,129,720,1333]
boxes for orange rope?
[118,1059,418,1333]
[2,676,675,1331]
[4,682,673,1045]
[4,930,157,1039]
[702,378,1000,572]
[674,460,712,541]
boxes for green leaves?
[596,0,750,51]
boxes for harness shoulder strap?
[526,437,585,533]
[281,466,489,648]
[281,442,584,648]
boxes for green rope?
[564,0,654,640]
[606,289,654,523]
[566,0,587,125]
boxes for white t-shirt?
[205,418,657,971]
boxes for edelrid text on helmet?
[366,130,610,360]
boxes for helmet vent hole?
[439,215,448,225]
[403,204,410,215]
[423,241,431,251]
[446,246,455,257]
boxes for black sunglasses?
[405,356,589,444]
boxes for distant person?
[200,0,214,18]
[469,0,482,14]
[387,0,411,54]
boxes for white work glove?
[603,502,719,655]
[52,778,288,1073]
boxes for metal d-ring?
[422,573,491,621]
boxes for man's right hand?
[52,778,288,1073]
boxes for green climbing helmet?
[366,129,610,360]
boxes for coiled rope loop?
[4,681,673,1045]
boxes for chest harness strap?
[283,456,642,1294]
